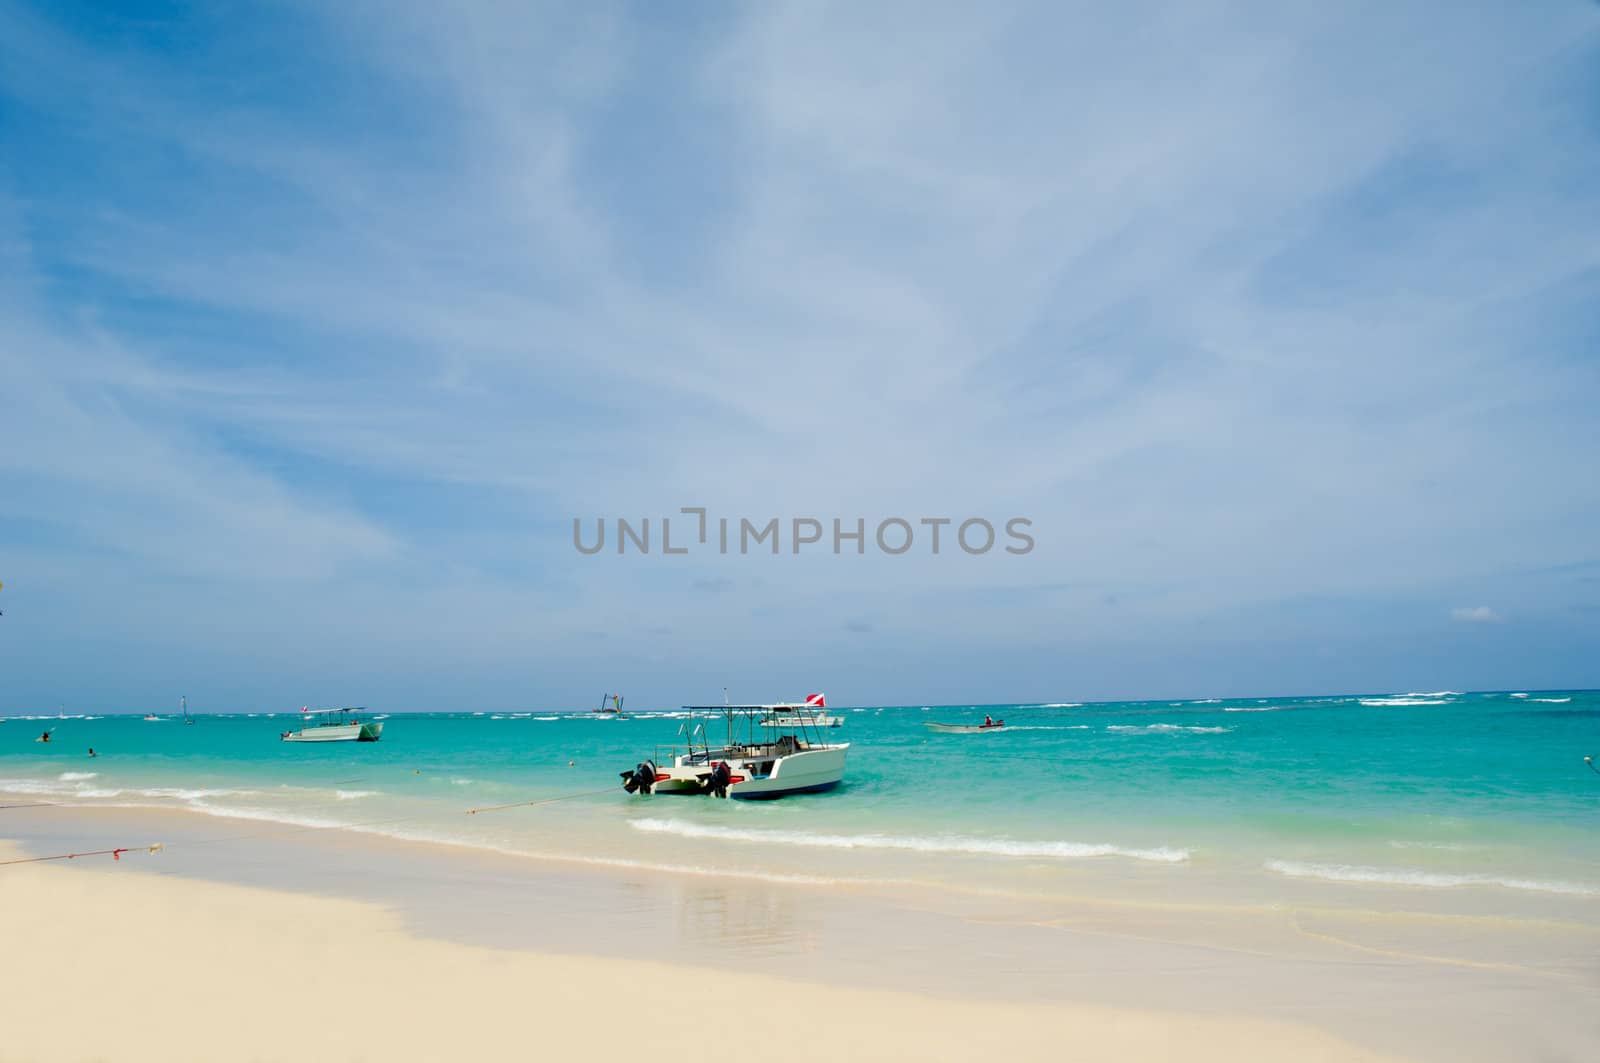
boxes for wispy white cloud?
[1,0,1597,705]
[1451,606,1502,624]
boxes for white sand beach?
[0,837,1405,1063]
[3,806,1597,1063]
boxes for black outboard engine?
[620,760,657,794]
[698,761,732,798]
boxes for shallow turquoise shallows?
[4,690,1598,898]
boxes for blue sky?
[2,1,1598,711]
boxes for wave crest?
[1264,859,1597,896]
[628,818,1190,864]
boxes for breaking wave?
[1264,859,1597,896]
[628,818,1190,864]
[1106,724,1232,735]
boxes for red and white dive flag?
[805,693,826,708]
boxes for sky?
[1,1,1598,711]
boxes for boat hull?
[925,722,1007,734]
[648,743,849,799]
[758,714,842,728]
[281,722,383,743]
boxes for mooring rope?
[466,787,617,815]
[0,843,165,867]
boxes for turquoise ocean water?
[4,691,1598,902]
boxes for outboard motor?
[620,759,657,794]
[698,761,732,798]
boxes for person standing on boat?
[983,714,994,728]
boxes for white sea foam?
[1530,697,1572,704]
[1004,725,1091,731]
[107,786,265,801]
[0,778,264,801]
[1510,693,1529,698]
[1358,698,1450,707]
[335,790,376,800]
[376,827,849,887]
[185,801,350,830]
[1264,859,1598,896]
[533,716,560,721]
[1224,705,1291,712]
[1106,724,1232,735]
[0,778,74,796]
[628,818,1190,864]
[1404,691,1462,698]
[1037,702,1083,708]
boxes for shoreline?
[4,806,1598,1062]
[0,836,1411,1063]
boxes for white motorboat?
[756,692,841,728]
[280,706,383,743]
[758,707,843,728]
[621,699,848,800]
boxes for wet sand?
[2,805,1595,1062]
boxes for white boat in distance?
[757,694,843,728]
[280,706,383,743]
[621,696,847,800]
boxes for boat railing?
[654,742,720,766]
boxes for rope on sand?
[466,787,617,815]
[0,843,165,867]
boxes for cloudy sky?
[1,1,1597,711]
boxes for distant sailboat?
[595,693,624,715]
[182,694,194,725]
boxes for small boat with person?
[926,714,1006,734]
[280,706,383,743]
[620,695,848,799]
